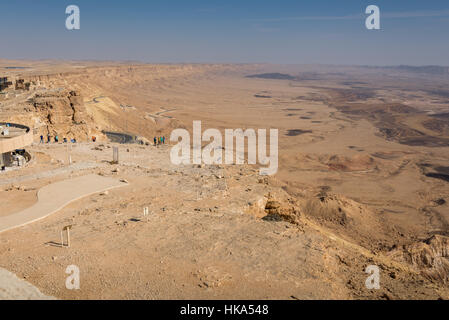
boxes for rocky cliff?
[31,90,97,141]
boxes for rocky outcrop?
[32,90,94,141]
[389,235,449,283]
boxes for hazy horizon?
[2,59,449,69]
[1,0,449,65]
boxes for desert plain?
[0,61,448,299]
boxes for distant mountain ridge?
[365,65,449,75]
[246,73,296,80]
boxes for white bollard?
[113,147,119,164]
[61,225,72,248]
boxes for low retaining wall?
[0,123,34,154]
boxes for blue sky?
[1,0,449,65]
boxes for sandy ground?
[0,142,445,300]
[1,143,345,299]
[0,189,37,217]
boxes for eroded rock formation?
[32,90,95,140]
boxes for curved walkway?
[145,107,177,120]
[0,268,55,300]
[103,131,135,144]
[0,174,128,234]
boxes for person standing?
[40,135,44,144]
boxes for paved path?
[0,174,128,234]
[0,268,55,300]
[145,107,177,120]
[103,131,135,144]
